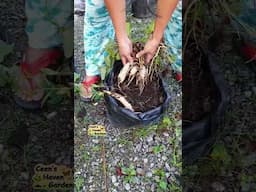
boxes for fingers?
[136,50,153,64]
[136,50,146,59]
[121,55,133,65]
[146,53,153,64]
[127,55,133,64]
[121,56,127,65]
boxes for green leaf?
[162,116,172,126]
[100,66,107,81]
[126,22,131,37]
[116,53,121,61]
[153,145,164,154]
[0,40,13,63]
[130,169,136,176]
[74,72,80,83]
[104,55,112,68]
[159,181,167,190]
[146,20,155,35]
[210,144,230,162]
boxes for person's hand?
[117,37,133,65]
[136,37,160,64]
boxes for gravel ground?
[74,14,182,192]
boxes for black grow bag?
[104,61,171,128]
[182,52,230,165]
[132,0,156,19]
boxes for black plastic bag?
[182,52,230,165]
[104,61,171,128]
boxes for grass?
[152,145,165,154]
[121,164,137,184]
[74,175,85,192]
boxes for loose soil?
[112,42,166,112]
[113,73,165,112]
[183,41,218,122]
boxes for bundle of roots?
[103,42,167,112]
[118,42,164,94]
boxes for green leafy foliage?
[75,176,84,192]
[153,145,165,154]
[153,168,168,192]
[74,72,81,94]
[100,41,119,81]
[40,69,72,107]
[121,164,137,183]
[91,85,104,102]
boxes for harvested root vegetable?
[129,65,139,78]
[127,65,139,86]
[103,90,134,112]
[118,62,131,84]
[139,65,148,81]
[138,65,148,94]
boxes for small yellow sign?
[32,164,73,190]
[88,125,106,136]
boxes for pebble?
[135,143,142,151]
[46,111,57,119]
[170,167,176,172]
[146,136,153,143]
[31,136,38,142]
[136,168,145,176]
[162,156,168,161]
[114,182,119,187]
[20,172,29,180]
[146,172,153,178]
[92,139,99,144]
[211,181,225,192]
[111,175,117,183]
[124,183,131,191]
[88,176,93,183]
[245,91,252,98]
[143,158,148,164]
[165,163,171,172]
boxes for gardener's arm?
[136,0,179,63]
[104,0,133,65]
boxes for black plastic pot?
[104,61,171,128]
[182,52,230,165]
[131,0,156,19]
